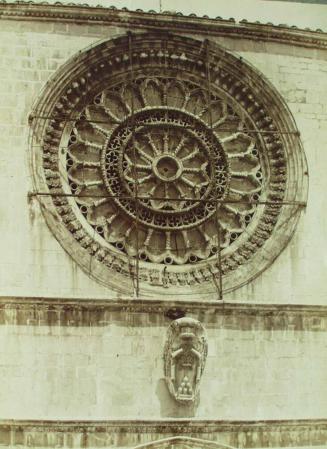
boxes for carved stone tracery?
[31,33,308,297]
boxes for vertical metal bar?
[128,32,139,298]
[163,36,170,286]
[205,39,223,301]
[215,203,223,301]
[164,38,168,108]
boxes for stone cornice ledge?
[0,419,326,448]
[0,296,327,330]
[0,2,326,50]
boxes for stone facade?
[29,30,307,299]
[0,2,326,449]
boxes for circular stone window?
[30,33,308,298]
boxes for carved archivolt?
[133,437,236,449]
[30,32,308,298]
[164,318,207,404]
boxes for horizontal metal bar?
[28,191,306,207]
[32,115,300,136]
[29,115,300,135]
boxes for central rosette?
[102,108,229,233]
[153,155,183,182]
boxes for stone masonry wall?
[0,10,327,432]
[0,19,326,304]
[0,307,326,420]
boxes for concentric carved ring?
[101,108,229,235]
[30,33,308,298]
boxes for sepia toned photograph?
[0,0,326,448]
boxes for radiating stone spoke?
[144,228,153,247]
[228,151,255,159]
[102,91,130,121]
[84,141,103,151]
[123,154,133,166]
[182,230,191,249]
[102,106,123,124]
[230,175,261,194]
[164,183,169,198]
[181,145,199,161]
[220,132,243,144]
[135,144,154,163]
[106,213,118,225]
[92,124,112,139]
[77,161,101,168]
[146,132,161,156]
[173,136,187,156]
[125,224,134,238]
[163,132,169,153]
[68,170,103,188]
[92,198,109,208]
[212,118,226,129]
[137,173,155,184]
[180,175,196,188]
[183,167,202,174]
[166,231,171,251]
[83,180,103,188]
[134,163,152,172]
[126,153,152,173]
[230,170,259,179]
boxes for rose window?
[31,33,307,297]
[65,77,263,266]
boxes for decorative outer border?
[1,297,327,331]
[30,32,308,298]
[0,419,326,448]
[0,1,326,50]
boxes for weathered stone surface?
[0,303,326,420]
[1,297,327,330]
[0,420,327,449]
[0,15,324,302]
[0,3,326,449]
[28,31,307,299]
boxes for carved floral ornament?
[30,32,308,298]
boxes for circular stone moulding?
[30,32,308,299]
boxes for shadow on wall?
[156,379,198,418]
